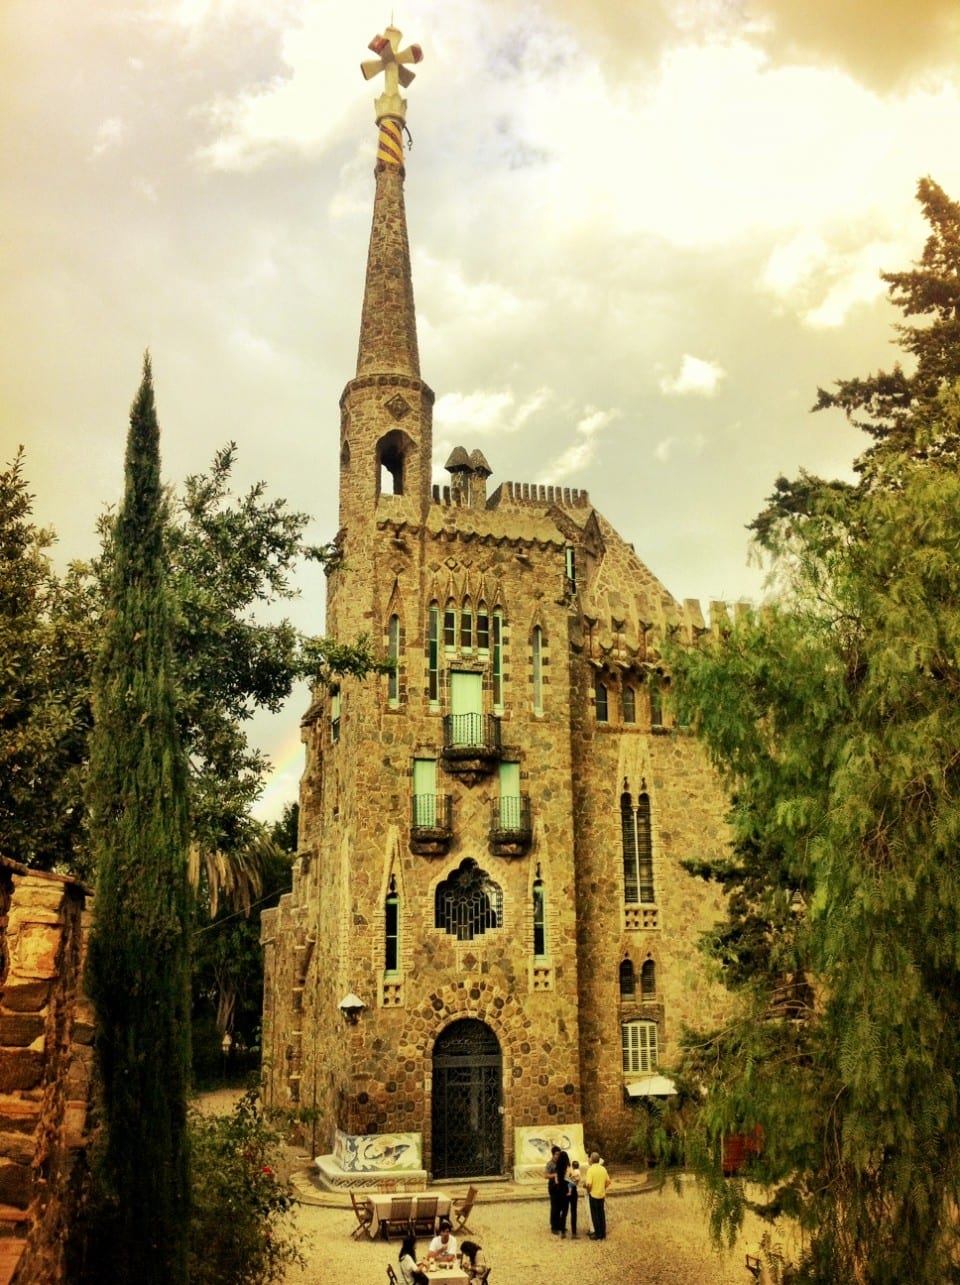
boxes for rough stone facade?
[261,40,732,1175]
[0,858,93,1285]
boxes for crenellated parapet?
[488,480,591,510]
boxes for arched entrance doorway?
[431,1018,503,1179]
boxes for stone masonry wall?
[0,860,93,1285]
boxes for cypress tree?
[82,354,192,1283]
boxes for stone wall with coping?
[0,858,93,1285]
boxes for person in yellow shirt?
[584,1152,611,1240]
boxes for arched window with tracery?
[435,859,503,941]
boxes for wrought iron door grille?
[432,1020,503,1179]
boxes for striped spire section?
[377,117,404,169]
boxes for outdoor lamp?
[338,993,365,1025]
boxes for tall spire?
[356,26,424,379]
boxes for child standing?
[566,1158,582,1238]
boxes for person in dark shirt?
[549,1144,571,1236]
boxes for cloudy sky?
[5,0,960,816]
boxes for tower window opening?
[623,790,655,904]
[564,546,577,594]
[379,443,405,496]
[461,602,473,652]
[387,614,400,707]
[444,601,457,652]
[477,604,490,652]
[595,679,608,723]
[532,625,544,715]
[428,605,440,704]
[619,958,635,998]
[623,684,636,724]
[533,878,546,959]
[641,959,656,1000]
[385,885,400,973]
[492,610,504,711]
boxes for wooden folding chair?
[452,1185,478,1233]
[412,1194,439,1236]
[382,1195,414,1239]
[385,1267,399,1285]
[349,1190,373,1239]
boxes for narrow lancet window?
[532,626,544,715]
[385,879,399,973]
[388,614,400,707]
[533,877,546,959]
[492,610,504,711]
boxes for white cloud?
[539,406,618,482]
[660,354,726,397]
[91,117,127,157]
[434,387,551,441]
[654,431,707,463]
[760,233,898,327]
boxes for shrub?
[188,1089,305,1285]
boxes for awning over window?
[625,1075,677,1097]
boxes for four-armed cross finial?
[361,25,423,119]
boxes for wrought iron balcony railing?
[410,794,453,856]
[442,712,502,757]
[489,793,532,854]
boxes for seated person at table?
[398,1234,429,1285]
[427,1220,458,1262]
[459,1240,490,1283]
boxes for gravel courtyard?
[282,1178,774,1285]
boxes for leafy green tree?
[187,1089,304,1285]
[81,356,192,1284]
[0,441,382,887]
[671,183,960,1284]
[814,176,960,464]
[0,451,92,868]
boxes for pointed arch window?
[435,859,503,941]
[477,602,490,653]
[378,432,406,496]
[387,614,401,707]
[622,790,655,904]
[619,958,635,999]
[533,876,546,959]
[641,959,656,1000]
[492,609,505,711]
[428,604,440,704]
[623,685,636,724]
[460,599,473,652]
[385,879,400,974]
[532,625,544,715]
[443,599,457,652]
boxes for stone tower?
[261,28,731,1179]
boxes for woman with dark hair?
[398,1234,428,1285]
[459,1239,491,1283]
